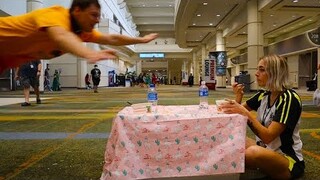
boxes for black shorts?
[92,78,100,86]
[290,159,305,179]
[21,76,39,89]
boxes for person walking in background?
[219,54,305,179]
[14,60,42,106]
[52,69,62,91]
[188,73,194,87]
[151,73,157,86]
[91,65,101,93]
[145,73,151,86]
[0,0,158,73]
[85,73,91,89]
[199,76,203,86]
[44,66,53,91]
[137,72,144,88]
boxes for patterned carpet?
[0,85,319,180]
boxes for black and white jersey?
[246,89,303,162]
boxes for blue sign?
[139,53,165,58]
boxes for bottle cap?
[149,84,155,88]
[201,81,206,85]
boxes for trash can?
[117,75,125,86]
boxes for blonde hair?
[260,54,291,91]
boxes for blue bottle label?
[148,93,158,101]
[199,89,208,97]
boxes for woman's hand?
[232,83,244,104]
[232,83,244,95]
[219,100,249,116]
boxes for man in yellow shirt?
[0,0,158,73]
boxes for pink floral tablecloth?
[101,105,247,180]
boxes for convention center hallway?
[0,85,319,180]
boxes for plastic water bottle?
[147,84,158,112]
[199,81,209,109]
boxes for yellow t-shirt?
[0,5,102,72]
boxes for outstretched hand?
[87,49,118,63]
[141,33,158,43]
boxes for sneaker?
[36,98,41,104]
[21,102,31,106]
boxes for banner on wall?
[203,59,215,83]
[108,70,115,87]
[209,51,227,76]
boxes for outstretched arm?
[96,33,158,46]
[46,26,118,62]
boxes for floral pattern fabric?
[101,105,247,180]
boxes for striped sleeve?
[246,90,266,111]
[273,90,302,129]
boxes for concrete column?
[193,52,200,85]
[27,0,43,11]
[77,58,88,88]
[247,0,263,90]
[181,60,187,85]
[27,0,45,92]
[215,30,226,88]
[136,61,142,75]
[201,45,207,82]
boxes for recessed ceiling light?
[216,14,221,17]
[156,5,159,7]
[169,4,172,7]
[197,14,201,17]
[270,14,274,17]
[203,2,208,5]
[209,23,213,26]
[193,23,196,25]
[292,0,298,2]
[142,4,145,7]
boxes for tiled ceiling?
[125,0,320,54]
[176,0,320,51]
[125,0,175,38]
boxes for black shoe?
[94,90,98,93]
[21,102,31,106]
[36,98,41,104]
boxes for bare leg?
[34,86,40,100]
[23,87,30,103]
[245,137,256,148]
[245,145,291,179]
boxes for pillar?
[181,60,188,85]
[77,58,88,88]
[247,0,263,90]
[193,52,200,85]
[136,60,142,75]
[201,45,207,82]
[215,30,226,88]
